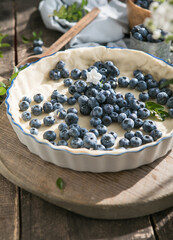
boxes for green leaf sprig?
[50,0,88,22]
[145,101,169,121]
[56,177,65,190]
[22,31,43,44]
[160,78,173,88]
[0,33,10,58]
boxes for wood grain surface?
[1,102,173,219]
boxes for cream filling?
[7,46,173,154]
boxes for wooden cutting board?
[0,102,173,219]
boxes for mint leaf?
[56,177,65,190]
[145,101,169,121]
[22,31,43,44]
[0,82,6,88]
[160,78,173,88]
[0,87,7,96]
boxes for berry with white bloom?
[86,69,102,85]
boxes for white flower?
[86,69,102,85]
[152,29,161,39]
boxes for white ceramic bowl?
[5,46,173,172]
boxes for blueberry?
[94,144,106,150]
[33,46,43,54]
[73,92,81,100]
[21,111,31,121]
[58,122,68,131]
[110,112,119,122]
[147,79,158,89]
[139,27,148,38]
[69,127,80,138]
[109,131,117,139]
[101,133,115,148]
[106,93,117,104]
[64,78,73,87]
[108,79,118,89]
[33,39,43,47]
[136,81,147,91]
[143,120,157,133]
[81,69,88,80]
[33,93,44,103]
[96,92,106,104]
[61,68,69,78]
[51,90,60,100]
[108,65,120,77]
[134,118,144,128]
[134,130,143,139]
[129,78,138,89]
[65,113,78,125]
[88,97,99,109]
[124,131,135,140]
[160,88,173,98]
[70,137,83,148]
[78,95,88,107]
[89,129,99,137]
[85,88,98,98]
[56,60,65,69]
[130,137,142,147]
[129,99,140,111]
[103,104,114,115]
[67,97,76,105]
[135,72,145,81]
[91,106,103,118]
[113,104,120,113]
[53,102,63,111]
[150,129,162,141]
[57,140,68,146]
[83,132,97,149]
[133,69,141,77]
[137,108,150,119]
[57,109,67,119]
[148,88,160,99]
[133,32,143,41]
[71,68,81,80]
[139,92,150,102]
[19,101,30,111]
[121,118,134,131]
[96,124,107,135]
[43,102,53,113]
[30,127,38,135]
[29,119,41,129]
[49,69,61,80]
[80,128,88,138]
[80,104,91,115]
[93,61,104,69]
[66,108,78,115]
[169,109,173,118]
[118,76,130,88]
[43,130,56,141]
[166,97,173,108]
[142,135,154,144]
[43,116,55,126]
[75,80,87,93]
[31,105,42,116]
[21,96,31,104]
[157,92,169,105]
[118,113,127,123]
[68,85,76,95]
[119,138,130,148]
[57,94,67,104]
[90,116,102,128]
[144,74,153,82]
[116,98,127,108]
[102,115,112,126]
[128,113,137,121]
[59,129,70,141]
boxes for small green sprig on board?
[21,31,43,44]
[145,101,169,121]
[50,0,88,22]
[0,65,27,99]
[56,177,65,190]
[0,33,10,58]
[160,78,173,88]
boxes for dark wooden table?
[0,0,173,239]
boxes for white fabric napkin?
[39,0,129,48]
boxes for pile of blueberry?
[18,59,173,150]
[33,39,44,55]
[135,0,153,9]
[131,24,165,43]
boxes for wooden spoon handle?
[42,7,100,57]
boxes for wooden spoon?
[17,8,100,67]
